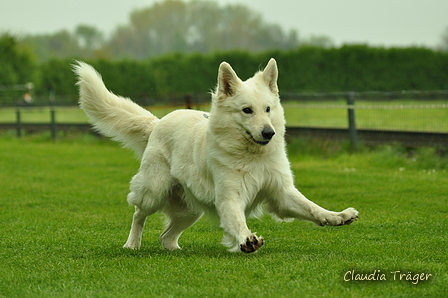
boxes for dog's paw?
[160,236,181,251]
[337,207,359,225]
[337,207,359,226]
[320,208,359,226]
[123,241,140,250]
[240,234,264,253]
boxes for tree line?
[8,0,448,64]
[2,33,448,106]
[12,0,305,62]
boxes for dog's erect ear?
[262,58,279,95]
[217,62,241,98]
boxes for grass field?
[0,134,446,297]
[1,99,447,132]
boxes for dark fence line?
[1,90,447,147]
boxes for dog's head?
[210,58,285,149]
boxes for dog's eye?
[266,107,271,113]
[242,108,253,114]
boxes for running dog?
[74,59,358,253]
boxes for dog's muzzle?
[246,126,275,146]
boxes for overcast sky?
[1,0,447,48]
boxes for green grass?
[1,99,447,132]
[0,134,447,297]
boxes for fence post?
[16,108,22,138]
[346,91,358,150]
[50,91,56,139]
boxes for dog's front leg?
[270,187,358,226]
[215,193,264,253]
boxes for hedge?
[3,43,448,103]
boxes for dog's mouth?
[246,131,270,146]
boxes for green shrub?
[6,44,448,98]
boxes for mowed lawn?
[0,135,447,297]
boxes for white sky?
[1,0,447,48]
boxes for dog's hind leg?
[123,206,150,249]
[160,212,202,250]
[123,158,172,249]
[160,195,203,250]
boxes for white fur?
[74,59,358,253]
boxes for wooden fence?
[1,90,448,148]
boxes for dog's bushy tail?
[73,61,158,158]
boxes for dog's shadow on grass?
[79,241,297,259]
[82,241,283,260]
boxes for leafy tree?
[75,25,104,51]
[0,34,37,103]
[21,30,83,61]
[105,0,299,59]
[0,34,36,86]
[440,26,448,51]
[19,26,106,61]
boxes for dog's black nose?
[262,126,275,140]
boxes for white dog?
[74,59,358,253]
